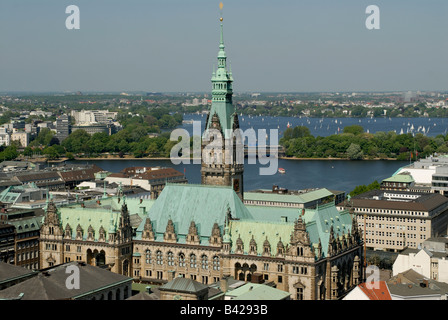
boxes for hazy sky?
[1,0,448,93]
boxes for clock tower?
[201,19,244,200]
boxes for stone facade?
[39,199,134,276]
[132,205,363,300]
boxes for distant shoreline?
[69,156,398,161]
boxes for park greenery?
[21,106,183,159]
[280,124,448,160]
[348,180,381,197]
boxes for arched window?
[178,253,186,267]
[156,250,163,265]
[201,255,208,270]
[298,247,303,256]
[145,249,152,264]
[190,254,197,268]
[213,256,220,271]
[167,251,174,266]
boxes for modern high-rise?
[56,114,70,142]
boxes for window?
[156,250,163,265]
[213,256,220,271]
[179,253,186,267]
[296,288,303,300]
[190,254,197,268]
[145,250,152,264]
[167,252,174,266]
[201,255,208,270]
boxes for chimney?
[251,273,264,284]
[420,279,429,288]
[220,276,229,293]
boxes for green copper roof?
[244,188,334,204]
[55,196,154,242]
[234,201,352,258]
[229,283,290,300]
[303,203,352,257]
[206,22,236,139]
[382,174,414,183]
[135,184,253,243]
[228,219,293,256]
[8,217,41,233]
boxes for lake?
[69,158,409,194]
[70,114,441,193]
[179,113,448,138]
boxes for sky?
[1,0,448,93]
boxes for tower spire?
[201,1,244,200]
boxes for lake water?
[180,113,448,138]
[70,158,409,194]
[71,115,443,193]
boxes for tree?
[0,146,18,161]
[43,146,59,160]
[23,147,33,157]
[346,143,364,160]
[343,125,364,135]
[292,126,311,138]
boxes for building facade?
[39,197,135,276]
[0,223,15,264]
[131,183,363,300]
[393,237,448,283]
[338,189,448,252]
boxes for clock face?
[233,178,239,192]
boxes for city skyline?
[1,0,448,93]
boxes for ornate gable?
[209,222,222,246]
[289,216,313,258]
[186,220,200,245]
[64,223,72,239]
[164,218,176,243]
[142,218,155,241]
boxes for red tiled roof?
[358,281,392,300]
[136,168,184,180]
